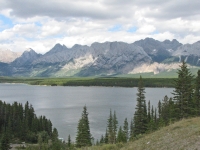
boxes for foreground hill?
[87,117,200,150]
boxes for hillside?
[86,117,200,150]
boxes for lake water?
[0,83,173,141]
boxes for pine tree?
[172,61,194,119]
[52,128,58,142]
[96,139,99,146]
[193,70,200,116]
[133,76,147,136]
[117,126,126,143]
[107,109,113,144]
[147,105,155,132]
[100,135,104,144]
[147,100,151,123]
[129,119,134,140]
[104,129,108,144]
[113,111,118,144]
[68,134,71,148]
[161,95,170,125]
[154,108,157,130]
[0,133,10,150]
[76,106,92,147]
[123,118,129,142]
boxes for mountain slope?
[76,42,151,76]
[0,49,22,63]
[12,48,41,67]
[30,41,152,77]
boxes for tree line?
[0,101,60,149]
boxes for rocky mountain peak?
[45,43,68,55]
[12,49,41,67]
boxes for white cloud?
[0,0,200,53]
[136,24,156,34]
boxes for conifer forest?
[1,61,200,149]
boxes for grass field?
[0,76,176,87]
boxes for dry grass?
[122,117,200,150]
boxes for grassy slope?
[85,117,200,150]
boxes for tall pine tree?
[76,106,92,147]
[193,70,200,116]
[172,61,194,119]
[123,118,129,142]
[133,76,147,136]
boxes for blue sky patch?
[35,22,42,27]
[0,15,13,31]
[108,24,122,32]
[127,26,137,33]
[151,30,159,35]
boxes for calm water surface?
[0,83,173,141]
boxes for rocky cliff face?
[134,38,182,62]
[76,42,151,76]
[171,41,200,66]
[31,41,152,76]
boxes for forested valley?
[0,61,200,149]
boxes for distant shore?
[0,77,176,87]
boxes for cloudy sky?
[0,0,200,53]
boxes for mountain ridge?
[1,38,200,77]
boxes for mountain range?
[0,38,200,77]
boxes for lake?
[0,83,173,141]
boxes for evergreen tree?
[147,100,151,123]
[107,109,113,144]
[123,118,129,142]
[0,100,53,144]
[96,139,99,146]
[117,126,126,143]
[104,129,108,144]
[0,133,10,150]
[158,100,161,119]
[154,108,157,130]
[161,96,170,125]
[52,128,58,142]
[129,119,134,140]
[172,61,194,119]
[133,76,147,135]
[151,105,154,120]
[68,134,71,148]
[76,106,92,147]
[100,135,104,144]
[193,70,200,116]
[113,111,118,144]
